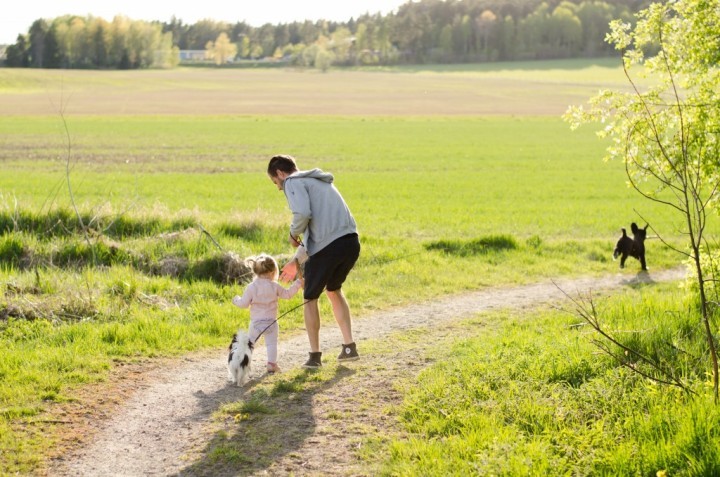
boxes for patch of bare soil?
[46,268,685,476]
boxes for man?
[267,154,361,368]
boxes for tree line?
[4,16,178,69]
[4,0,650,69]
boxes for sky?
[0,0,410,44]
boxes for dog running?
[227,330,254,386]
[613,222,648,271]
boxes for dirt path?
[48,268,685,476]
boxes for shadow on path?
[174,366,355,477]
[622,270,658,288]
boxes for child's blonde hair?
[246,254,278,277]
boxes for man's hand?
[288,233,302,248]
[280,260,298,282]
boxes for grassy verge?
[381,282,720,476]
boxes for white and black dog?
[227,330,254,386]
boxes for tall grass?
[383,285,720,475]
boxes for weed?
[0,68,706,474]
[526,235,543,249]
[271,379,304,396]
[0,209,199,240]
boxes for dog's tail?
[612,228,627,260]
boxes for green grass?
[0,115,686,239]
[0,59,715,474]
[383,285,720,476]
[0,114,693,473]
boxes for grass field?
[0,59,716,475]
[0,58,630,116]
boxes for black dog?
[613,223,648,270]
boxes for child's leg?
[248,321,262,345]
[263,321,279,364]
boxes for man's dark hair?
[268,155,298,176]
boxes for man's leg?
[326,289,353,345]
[304,298,321,352]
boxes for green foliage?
[52,238,130,268]
[218,221,284,244]
[187,252,252,285]
[7,1,647,71]
[565,0,720,210]
[238,399,275,416]
[565,0,720,398]
[6,15,176,69]
[271,379,305,396]
[0,60,707,473]
[0,215,260,285]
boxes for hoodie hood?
[287,168,334,183]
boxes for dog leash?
[251,299,310,345]
[244,232,424,345]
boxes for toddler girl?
[232,253,302,373]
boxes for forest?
[3,0,650,69]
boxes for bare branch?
[554,282,694,394]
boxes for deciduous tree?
[206,32,237,65]
[565,0,720,400]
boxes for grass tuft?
[219,221,268,242]
[0,208,198,240]
[425,234,519,256]
[187,252,252,284]
[0,235,26,267]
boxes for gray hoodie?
[283,169,357,255]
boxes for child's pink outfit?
[232,277,302,366]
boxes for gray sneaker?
[303,351,322,369]
[337,342,359,362]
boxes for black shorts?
[303,233,360,300]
